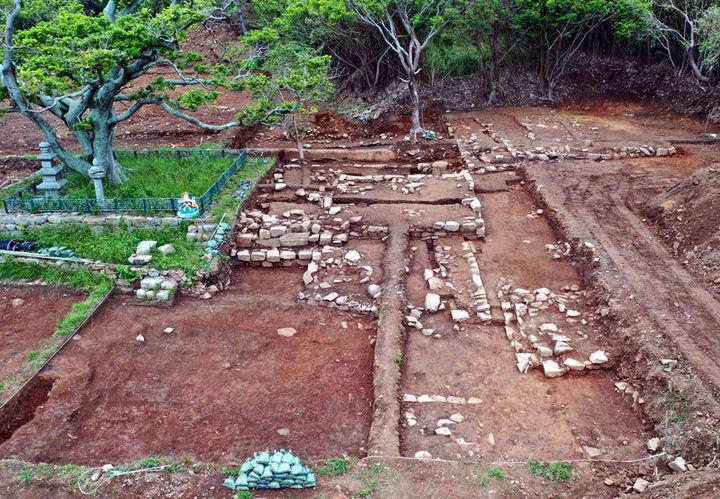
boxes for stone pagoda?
[36,142,67,198]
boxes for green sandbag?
[305,473,317,487]
[261,467,273,479]
[256,451,270,465]
[269,481,281,489]
[281,452,295,464]
[222,477,236,490]
[271,451,283,463]
[240,460,253,473]
[252,464,264,475]
[269,462,279,474]
[235,473,248,488]
[291,485,303,489]
[249,470,260,479]
[278,462,291,474]
[290,464,304,475]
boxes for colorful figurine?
[177,192,200,219]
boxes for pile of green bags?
[204,222,231,255]
[223,450,316,491]
[38,246,76,258]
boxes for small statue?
[177,192,200,219]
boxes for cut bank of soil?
[0,286,84,381]
[0,268,375,465]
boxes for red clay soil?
[0,286,84,381]
[0,268,376,466]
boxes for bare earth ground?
[0,286,83,381]
[2,99,720,498]
[0,268,375,466]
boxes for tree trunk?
[234,0,247,35]
[408,73,423,140]
[91,107,127,184]
[487,22,500,105]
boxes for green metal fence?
[3,149,247,214]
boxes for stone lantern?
[88,158,106,204]
[36,142,67,198]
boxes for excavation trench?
[367,223,409,457]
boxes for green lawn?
[1,223,205,274]
[64,151,239,199]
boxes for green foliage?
[117,455,172,471]
[235,491,253,499]
[488,468,505,480]
[425,35,480,78]
[115,265,141,282]
[63,152,235,199]
[19,466,34,483]
[699,6,720,71]
[526,459,571,482]
[316,457,356,475]
[394,355,403,363]
[1,223,204,274]
[209,157,274,223]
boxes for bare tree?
[348,0,477,139]
[646,0,712,83]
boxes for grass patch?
[18,466,34,483]
[116,455,173,472]
[209,156,273,223]
[64,152,236,199]
[2,222,204,274]
[526,459,571,482]
[0,175,39,200]
[316,457,356,476]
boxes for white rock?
[445,221,460,232]
[542,360,567,378]
[668,456,687,472]
[323,292,339,301]
[128,254,152,264]
[157,244,176,255]
[424,269,434,280]
[101,464,114,473]
[417,395,434,403]
[537,345,553,358]
[425,293,441,312]
[437,419,455,426]
[431,395,446,402]
[344,250,361,263]
[368,284,382,299]
[583,446,602,458]
[414,451,432,459]
[566,309,581,317]
[163,327,174,334]
[277,327,297,337]
[467,397,482,404]
[136,334,145,342]
[633,478,649,493]
[540,323,558,332]
[446,396,466,404]
[646,437,661,452]
[136,240,157,255]
[554,341,573,354]
[303,262,318,286]
[11,298,24,307]
[435,427,452,436]
[563,358,585,371]
[451,309,470,322]
[589,350,608,364]
[449,413,465,423]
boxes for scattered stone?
[451,309,470,322]
[414,451,432,459]
[425,293,441,312]
[344,250,361,263]
[277,327,297,337]
[540,323,558,332]
[487,433,495,446]
[633,478,649,493]
[417,395,434,403]
[604,478,614,486]
[136,240,157,255]
[277,428,291,436]
[583,446,602,458]
[449,413,465,423]
[163,327,174,334]
[435,427,452,436]
[128,254,153,264]
[589,350,609,364]
[368,284,382,299]
[667,456,687,473]
[403,394,417,402]
[136,334,145,343]
[157,244,176,255]
[563,358,585,371]
[646,437,661,452]
[11,298,24,307]
[542,360,567,378]
[101,464,114,473]
[467,397,482,404]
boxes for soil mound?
[645,165,720,294]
